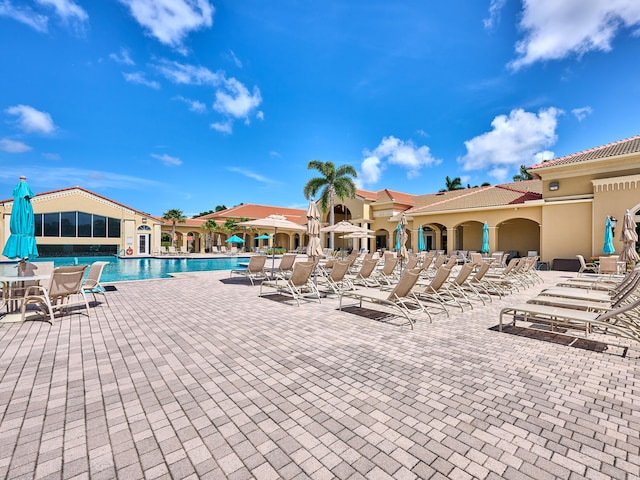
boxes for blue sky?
[1,0,640,217]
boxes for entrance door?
[138,234,150,255]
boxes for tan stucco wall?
[540,200,592,261]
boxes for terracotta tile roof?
[198,204,307,225]
[529,133,640,170]
[405,180,542,214]
[384,189,417,206]
[356,188,378,201]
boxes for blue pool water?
[0,256,250,283]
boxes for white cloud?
[119,0,214,50]
[0,1,48,32]
[228,50,242,68]
[458,107,562,174]
[210,121,232,134]
[157,60,263,132]
[174,95,206,113]
[109,47,135,65]
[483,0,507,29]
[214,78,262,120]
[6,104,56,134]
[42,152,60,160]
[0,166,164,190]
[155,60,220,84]
[489,167,509,181]
[358,136,439,187]
[0,138,31,153]
[227,167,276,185]
[534,150,555,162]
[36,0,87,25]
[510,0,640,70]
[151,153,182,166]
[357,156,383,187]
[572,106,593,121]
[123,72,160,89]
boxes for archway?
[375,229,389,251]
[496,218,540,258]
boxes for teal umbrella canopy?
[225,235,245,243]
[395,223,401,251]
[603,216,615,254]
[417,226,425,252]
[255,234,272,240]
[2,176,38,260]
[481,222,490,253]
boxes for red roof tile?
[529,133,640,170]
[198,204,307,224]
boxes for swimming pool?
[0,256,250,283]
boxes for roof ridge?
[412,185,493,212]
[529,133,640,169]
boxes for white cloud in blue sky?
[151,153,182,166]
[118,0,214,51]
[459,108,562,181]
[6,105,56,134]
[572,106,593,122]
[0,1,48,31]
[0,138,31,153]
[123,72,160,89]
[509,0,640,70]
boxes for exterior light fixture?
[608,215,618,235]
[548,181,559,191]
[142,217,147,223]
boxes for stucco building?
[1,134,639,263]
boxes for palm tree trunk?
[329,189,335,250]
[172,223,176,248]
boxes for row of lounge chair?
[499,266,640,356]
[233,251,543,329]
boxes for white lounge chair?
[82,261,110,307]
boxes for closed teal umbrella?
[481,222,490,253]
[603,216,615,254]
[418,226,425,252]
[2,176,38,260]
[395,223,401,251]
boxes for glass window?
[93,215,106,237]
[78,212,92,237]
[34,213,43,236]
[61,211,76,237]
[108,217,121,238]
[44,213,60,237]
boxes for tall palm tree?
[440,176,464,192]
[162,209,186,248]
[202,219,218,252]
[303,160,357,250]
[512,164,533,182]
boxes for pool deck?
[0,269,638,479]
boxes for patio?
[0,269,638,479]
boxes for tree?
[202,219,218,252]
[194,210,214,218]
[162,209,186,248]
[513,164,533,182]
[215,205,227,212]
[303,160,357,250]
[439,176,464,192]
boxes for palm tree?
[303,160,357,250]
[513,164,533,182]
[202,219,218,252]
[162,209,186,249]
[439,176,464,192]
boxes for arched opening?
[333,204,351,223]
[375,229,389,251]
[422,223,447,252]
[454,220,484,252]
[496,218,540,259]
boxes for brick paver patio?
[0,268,638,479]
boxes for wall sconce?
[142,217,147,223]
[548,181,559,191]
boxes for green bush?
[266,248,286,255]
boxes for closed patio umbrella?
[481,222,490,254]
[398,214,408,261]
[603,216,615,254]
[417,226,425,252]
[619,209,639,264]
[2,176,38,270]
[306,200,323,262]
